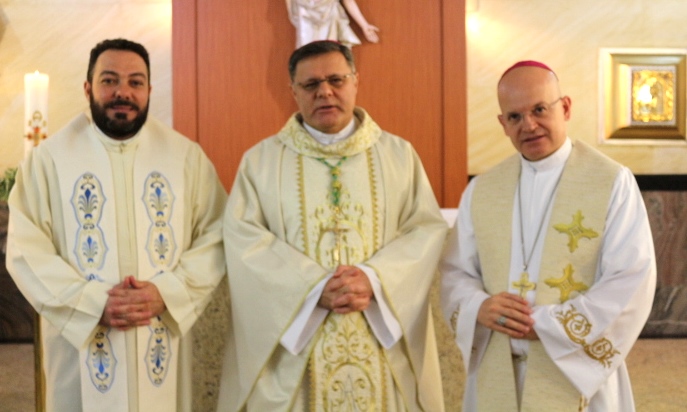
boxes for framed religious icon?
[599,48,687,143]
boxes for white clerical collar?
[303,118,357,145]
[521,137,572,173]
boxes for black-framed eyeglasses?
[503,97,563,126]
[294,73,356,93]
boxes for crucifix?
[512,272,536,298]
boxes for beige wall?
[0,0,172,173]
[467,0,687,175]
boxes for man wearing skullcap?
[441,60,656,411]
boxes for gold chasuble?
[220,108,447,411]
[471,141,621,412]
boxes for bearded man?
[6,38,227,412]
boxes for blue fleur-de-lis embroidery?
[71,173,108,278]
[146,317,171,386]
[150,185,169,218]
[82,235,99,263]
[154,233,169,260]
[79,187,98,219]
[86,327,117,392]
[143,172,176,267]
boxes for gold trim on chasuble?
[297,150,389,411]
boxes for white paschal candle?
[24,71,49,157]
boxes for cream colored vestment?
[218,108,447,411]
[7,113,227,412]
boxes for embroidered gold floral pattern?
[556,305,620,367]
[311,313,387,411]
[545,264,589,303]
[279,108,381,158]
[313,193,369,268]
[289,113,387,409]
[366,149,380,252]
[553,210,599,253]
[297,155,311,257]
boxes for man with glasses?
[441,61,656,411]
[217,40,447,411]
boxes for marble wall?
[467,0,687,176]
[642,191,687,337]
[0,0,172,173]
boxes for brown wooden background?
[172,0,468,208]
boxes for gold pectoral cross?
[512,272,536,298]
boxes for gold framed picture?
[599,48,687,142]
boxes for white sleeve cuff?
[357,264,402,349]
[280,275,331,355]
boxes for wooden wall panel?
[443,0,469,207]
[171,0,198,142]
[173,0,467,204]
[196,1,296,190]
[349,1,445,201]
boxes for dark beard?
[89,95,148,139]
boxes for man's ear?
[84,80,92,100]
[561,95,572,121]
[497,114,508,132]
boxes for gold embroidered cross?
[553,210,599,253]
[512,272,536,298]
[545,264,589,303]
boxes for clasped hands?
[318,265,373,314]
[478,292,538,340]
[99,275,166,330]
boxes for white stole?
[50,114,185,412]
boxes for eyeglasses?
[503,97,563,126]
[294,73,356,92]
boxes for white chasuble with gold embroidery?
[49,114,184,412]
[219,108,447,412]
[279,117,394,410]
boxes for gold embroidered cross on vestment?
[545,263,590,303]
[553,210,599,253]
